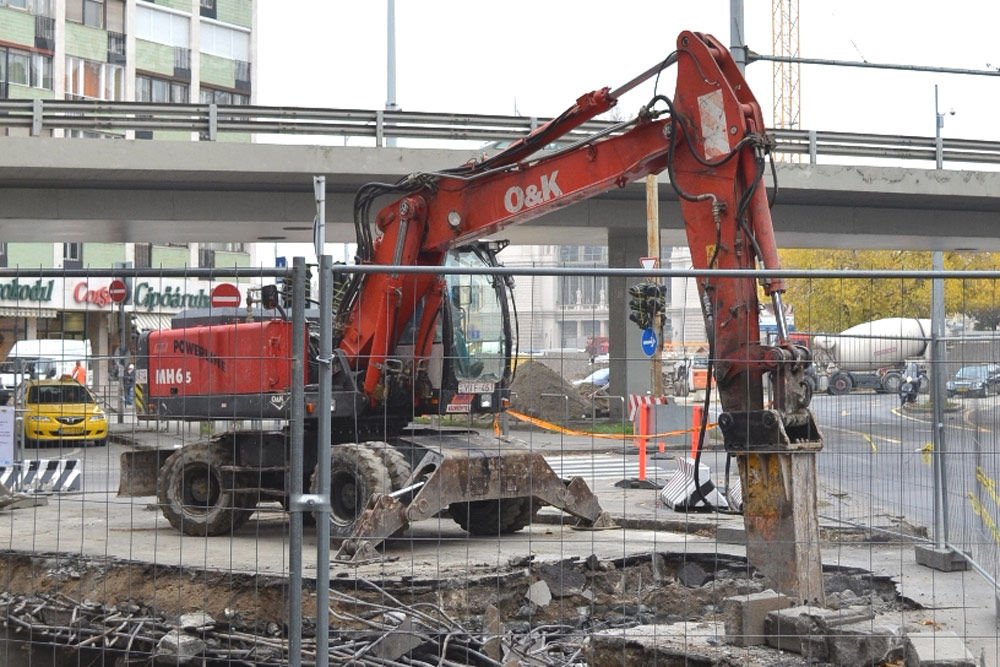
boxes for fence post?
[637,402,649,481]
[31,99,42,137]
[690,403,703,459]
[915,251,967,572]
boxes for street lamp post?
[935,84,943,169]
[934,84,954,169]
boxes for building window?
[0,243,7,268]
[199,0,216,19]
[1,0,30,9]
[83,0,103,27]
[134,243,152,269]
[136,5,190,48]
[559,246,579,262]
[200,21,249,61]
[0,47,53,94]
[66,0,105,27]
[582,245,605,263]
[198,247,215,268]
[65,56,123,100]
[136,73,188,103]
[558,275,606,308]
[63,243,82,269]
[199,86,248,105]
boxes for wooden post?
[645,174,663,397]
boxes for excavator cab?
[393,242,514,418]
[439,242,513,408]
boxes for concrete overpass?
[2,136,1000,251]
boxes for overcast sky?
[256,1,1000,141]
[252,1,1000,261]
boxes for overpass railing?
[3,99,1000,167]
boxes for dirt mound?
[510,360,590,422]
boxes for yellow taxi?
[19,379,108,447]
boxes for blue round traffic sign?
[640,328,658,357]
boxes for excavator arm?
[334,31,825,600]
[338,31,811,425]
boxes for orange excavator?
[124,31,822,596]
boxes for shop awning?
[132,313,174,332]
[0,307,59,319]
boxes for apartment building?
[0,0,256,379]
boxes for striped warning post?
[659,456,728,511]
[0,459,82,494]
[628,394,669,421]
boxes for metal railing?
[3,100,1000,166]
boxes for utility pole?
[645,174,663,396]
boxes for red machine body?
[144,321,304,417]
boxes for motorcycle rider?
[899,361,921,406]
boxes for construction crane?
[771,0,802,141]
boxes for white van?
[0,339,92,390]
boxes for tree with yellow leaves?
[778,249,1000,333]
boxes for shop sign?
[0,279,55,302]
[70,280,212,312]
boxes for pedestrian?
[123,363,136,407]
[70,360,86,385]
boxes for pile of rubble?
[0,550,976,666]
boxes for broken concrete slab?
[586,621,810,666]
[907,630,976,666]
[538,561,587,598]
[525,579,552,607]
[676,561,713,587]
[802,618,905,665]
[722,589,791,646]
[764,604,875,653]
[154,629,206,665]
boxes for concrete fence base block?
[722,589,791,646]
[914,545,969,572]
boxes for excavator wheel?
[449,497,541,536]
[313,443,392,539]
[158,442,254,536]
[362,441,412,490]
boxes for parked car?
[17,379,108,447]
[573,367,610,389]
[946,364,1000,398]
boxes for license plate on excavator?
[458,381,495,394]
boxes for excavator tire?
[314,443,392,540]
[158,442,253,536]
[449,497,540,536]
[363,441,412,490]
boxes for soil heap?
[509,360,591,423]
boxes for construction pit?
[0,482,985,666]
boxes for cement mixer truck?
[809,318,930,395]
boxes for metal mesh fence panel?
[0,263,996,665]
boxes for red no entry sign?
[108,279,128,303]
[210,283,241,308]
